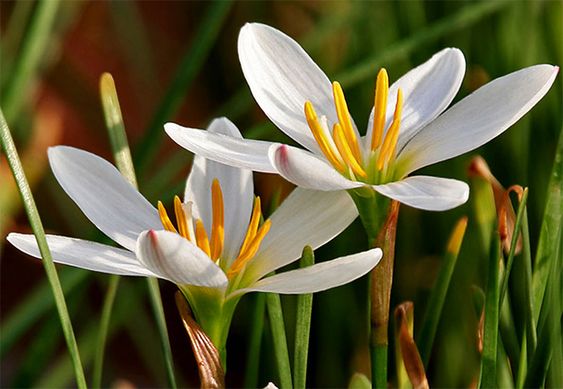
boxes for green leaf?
[267,292,293,389]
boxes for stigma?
[304,68,403,182]
[157,179,271,278]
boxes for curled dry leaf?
[468,156,522,254]
[175,292,225,389]
[394,302,429,389]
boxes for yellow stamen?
[210,179,224,260]
[304,102,345,172]
[371,68,389,150]
[183,202,196,242]
[228,219,271,278]
[332,81,362,160]
[238,197,262,256]
[377,89,403,170]
[195,219,211,257]
[332,123,367,178]
[173,196,190,240]
[158,201,177,233]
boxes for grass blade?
[243,293,267,388]
[134,0,233,176]
[418,217,468,367]
[0,110,87,388]
[478,231,501,388]
[98,73,177,388]
[293,246,314,389]
[266,292,293,389]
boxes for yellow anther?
[332,81,362,160]
[183,202,196,242]
[173,196,190,240]
[238,197,262,256]
[158,201,178,233]
[371,68,389,150]
[228,219,271,278]
[377,89,403,170]
[195,219,211,257]
[304,102,345,172]
[210,179,224,260]
[332,123,367,178]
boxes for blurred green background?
[1,1,561,387]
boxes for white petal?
[365,48,465,153]
[239,23,335,153]
[136,230,228,288]
[398,65,559,175]
[184,118,254,260]
[246,187,359,281]
[48,146,161,251]
[7,233,156,277]
[164,121,276,173]
[373,176,469,211]
[236,248,381,295]
[269,144,362,191]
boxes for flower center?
[157,179,271,278]
[304,69,403,183]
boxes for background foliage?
[1,1,561,387]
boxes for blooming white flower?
[8,118,381,352]
[165,23,558,211]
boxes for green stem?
[99,73,177,388]
[293,247,315,389]
[91,275,119,388]
[243,293,266,388]
[0,110,87,388]
[519,208,537,360]
[266,293,293,389]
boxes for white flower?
[165,23,558,211]
[8,118,381,349]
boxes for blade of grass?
[1,0,61,124]
[478,231,501,388]
[97,73,177,388]
[0,110,87,388]
[134,0,232,176]
[532,126,563,323]
[499,188,529,307]
[266,292,293,389]
[0,268,88,357]
[243,293,266,389]
[293,246,314,389]
[418,217,467,367]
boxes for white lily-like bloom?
[165,23,558,211]
[7,118,382,353]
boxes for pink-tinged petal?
[269,144,362,191]
[373,176,469,211]
[398,65,559,175]
[136,230,228,288]
[366,48,466,153]
[234,248,381,296]
[184,118,255,260]
[239,23,337,153]
[7,233,156,277]
[48,146,161,251]
[245,187,358,280]
[165,121,276,173]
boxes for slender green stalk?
[0,110,87,388]
[2,0,61,123]
[293,246,315,389]
[91,275,119,388]
[478,232,501,388]
[266,292,293,389]
[519,209,537,360]
[134,0,232,176]
[418,217,468,367]
[243,293,266,388]
[499,188,529,307]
